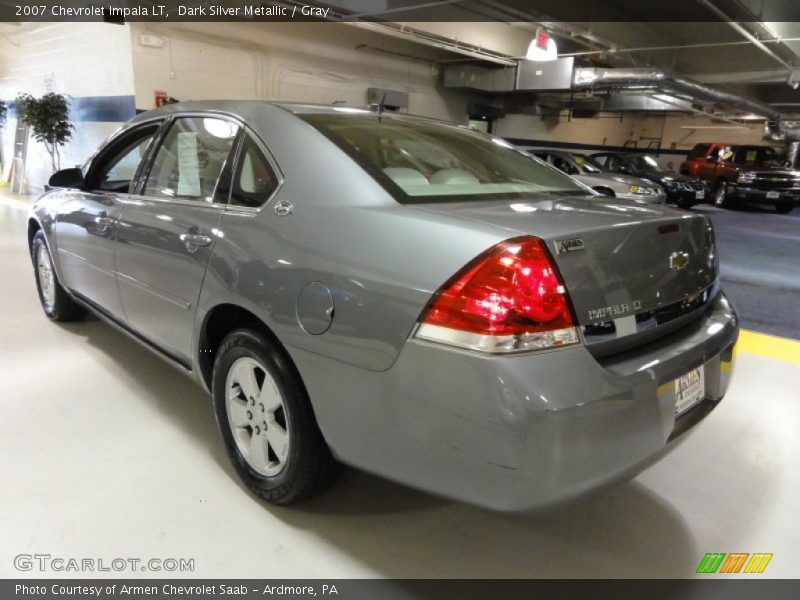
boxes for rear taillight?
[415,236,580,353]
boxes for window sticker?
[745,150,757,163]
[176,132,201,197]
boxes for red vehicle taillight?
[415,236,580,353]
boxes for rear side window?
[687,144,711,159]
[143,117,239,203]
[230,135,279,208]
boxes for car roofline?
[128,100,473,129]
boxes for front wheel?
[31,230,86,321]
[775,202,794,214]
[212,329,340,505]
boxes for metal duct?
[572,67,800,141]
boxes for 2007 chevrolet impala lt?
[28,102,738,511]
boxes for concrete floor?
[1,196,799,579]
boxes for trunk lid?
[418,196,717,332]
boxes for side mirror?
[619,165,631,174]
[48,168,84,190]
[706,155,718,163]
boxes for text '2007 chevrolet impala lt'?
[28,102,738,511]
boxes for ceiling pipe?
[572,67,800,141]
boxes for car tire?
[676,198,696,209]
[714,181,734,208]
[775,202,794,214]
[212,328,340,505]
[31,230,86,322]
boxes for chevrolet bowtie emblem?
[670,251,690,270]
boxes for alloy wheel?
[36,242,56,312]
[225,357,291,476]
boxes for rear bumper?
[291,293,739,512]
[731,186,800,205]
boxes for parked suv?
[680,143,799,213]
[529,149,666,204]
[591,152,707,209]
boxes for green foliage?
[15,93,73,172]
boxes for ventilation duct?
[572,67,796,141]
[442,61,800,142]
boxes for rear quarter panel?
[195,105,511,373]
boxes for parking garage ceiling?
[315,0,800,117]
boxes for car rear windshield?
[299,112,590,203]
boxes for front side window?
[552,154,579,175]
[301,113,588,202]
[88,123,160,193]
[572,154,603,174]
[230,135,279,208]
[605,155,622,171]
[143,117,238,202]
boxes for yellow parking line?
[738,329,800,366]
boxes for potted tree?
[15,93,73,173]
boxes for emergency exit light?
[526,29,558,61]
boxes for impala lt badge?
[670,251,690,270]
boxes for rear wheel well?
[198,304,286,389]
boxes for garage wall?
[0,22,136,192]
[128,22,472,122]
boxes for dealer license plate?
[767,191,780,199]
[674,367,705,416]
[695,190,705,199]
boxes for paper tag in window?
[177,132,201,197]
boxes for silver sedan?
[530,148,666,203]
[29,102,738,511]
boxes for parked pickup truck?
[680,143,799,214]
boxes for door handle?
[179,231,213,248]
